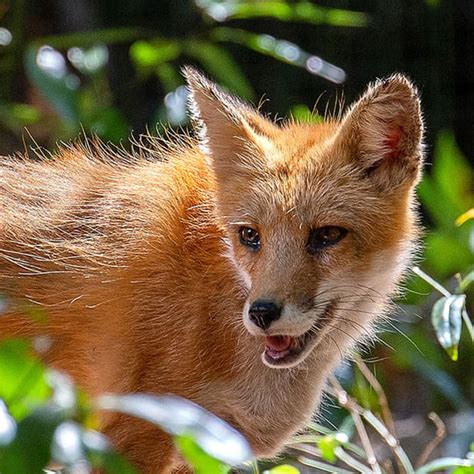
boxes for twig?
[297,456,353,474]
[334,447,372,474]
[415,413,446,468]
[354,356,397,436]
[329,377,382,474]
[328,377,415,474]
[355,356,404,473]
[414,457,474,474]
[412,267,451,297]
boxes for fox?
[0,67,423,472]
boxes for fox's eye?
[307,226,347,254]
[239,226,260,250]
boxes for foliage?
[0,0,365,144]
[0,340,250,473]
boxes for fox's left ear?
[336,74,424,190]
[183,66,278,185]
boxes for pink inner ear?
[384,126,402,160]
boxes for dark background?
[1,0,474,164]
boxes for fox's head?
[185,68,423,369]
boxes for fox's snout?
[248,300,282,330]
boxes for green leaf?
[418,131,474,231]
[51,421,85,468]
[0,401,16,446]
[0,102,41,131]
[184,40,254,99]
[431,295,466,360]
[211,27,346,83]
[175,434,229,474]
[97,394,252,465]
[423,232,474,280]
[290,104,323,123]
[130,40,181,68]
[266,465,301,474]
[416,457,474,474]
[433,131,473,212]
[459,270,474,292]
[0,339,51,420]
[451,467,474,474]
[24,45,79,127]
[317,434,339,463]
[0,406,66,474]
[201,1,367,27]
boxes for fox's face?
[186,69,423,369]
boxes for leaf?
[432,131,473,212]
[290,104,323,123]
[201,1,367,27]
[184,40,255,99]
[416,457,474,474]
[266,465,301,474]
[0,401,16,446]
[461,309,474,342]
[130,40,181,69]
[431,295,466,360]
[459,270,474,292]
[0,339,51,420]
[24,45,80,127]
[51,421,85,467]
[211,27,346,84]
[451,467,474,474]
[97,394,252,466]
[456,209,474,227]
[417,131,474,231]
[423,232,474,280]
[0,103,41,131]
[175,434,229,474]
[0,406,66,474]
[317,434,339,463]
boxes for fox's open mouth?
[262,301,337,368]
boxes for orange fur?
[0,69,424,472]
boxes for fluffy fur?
[0,68,423,472]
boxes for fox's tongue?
[265,335,292,352]
[265,335,293,360]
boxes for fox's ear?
[336,74,424,190]
[183,66,278,181]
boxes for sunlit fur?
[0,68,423,473]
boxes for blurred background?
[1,0,473,464]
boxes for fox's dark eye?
[239,226,260,250]
[307,226,347,254]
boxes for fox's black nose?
[249,300,282,330]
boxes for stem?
[415,413,446,468]
[355,356,397,436]
[334,447,372,474]
[415,457,474,474]
[328,378,415,474]
[297,456,353,474]
[412,266,451,297]
[329,377,382,474]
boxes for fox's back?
[0,141,230,388]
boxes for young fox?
[0,68,423,472]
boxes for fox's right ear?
[183,67,278,184]
[335,74,424,191]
